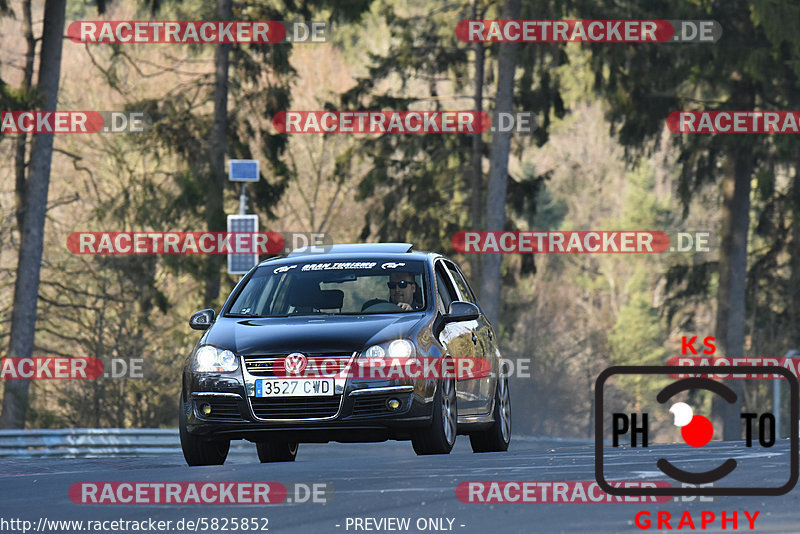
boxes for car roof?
[289,243,414,256]
[259,243,442,265]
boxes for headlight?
[388,339,414,358]
[361,340,415,360]
[363,345,386,359]
[193,345,239,372]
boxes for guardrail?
[0,428,180,458]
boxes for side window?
[434,262,457,312]
[445,262,479,307]
[231,275,268,315]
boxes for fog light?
[199,403,212,416]
[387,398,401,410]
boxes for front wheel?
[179,395,230,466]
[256,440,298,462]
[412,376,457,455]
[469,376,511,452]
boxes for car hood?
[204,314,426,355]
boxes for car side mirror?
[190,309,216,330]
[442,301,480,324]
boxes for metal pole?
[777,349,800,439]
[774,374,781,439]
[238,182,246,281]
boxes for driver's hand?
[397,302,412,311]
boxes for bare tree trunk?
[790,172,800,350]
[479,0,520,325]
[203,0,233,305]
[0,0,67,429]
[468,0,485,283]
[14,0,36,232]
[713,80,754,441]
[714,143,753,440]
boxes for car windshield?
[226,260,427,317]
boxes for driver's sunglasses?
[387,280,414,289]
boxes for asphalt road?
[0,436,797,534]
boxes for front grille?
[250,396,341,419]
[351,393,410,417]
[243,353,353,377]
[197,399,242,419]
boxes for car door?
[443,260,496,415]
[434,260,482,414]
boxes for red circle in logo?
[681,414,714,447]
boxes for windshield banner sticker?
[300,262,377,271]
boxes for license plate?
[255,378,334,397]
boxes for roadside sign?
[227,214,259,274]
[228,159,260,182]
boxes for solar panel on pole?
[227,214,259,274]
[228,159,260,182]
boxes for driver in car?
[388,271,421,311]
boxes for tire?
[412,375,457,455]
[469,375,511,453]
[256,440,298,462]
[179,395,230,466]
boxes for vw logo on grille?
[284,353,308,375]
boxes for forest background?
[1,0,799,441]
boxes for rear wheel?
[412,375,457,455]
[256,440,298,462]
[469,376,511,452]
[179,395,230,466]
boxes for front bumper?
[183,376,437,442]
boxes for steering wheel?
[361,299,402,312]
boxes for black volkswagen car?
[179,243,511,465]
